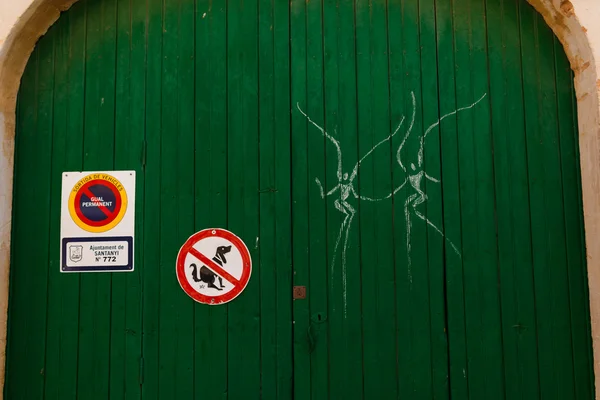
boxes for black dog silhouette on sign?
[189,245,232,291]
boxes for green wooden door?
[5,0,594,399]
[5,0,293,398]
[289,0,594,398]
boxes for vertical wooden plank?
[433,0,469,396]
[40,11,77,400]
[290,0,311,396]
[42,19,68,400]
[484,4,515,396]
[177,0,196,395]
[451,1,480,398]
[141,0,163,396]
[30,39,55,400]
[6,25,54,400]
[540,11,576,399]
[389,0,435,397]
[60,4,88,394]
[520,5,576,399]
[320,0,364,397]
[512,0,544,395]
[554,37,595,399]
[24,26,54,400]
[405,2,436,396]
[336,3,364,393]
[304,0,329,397]
[156,0,195,397]
[291,0,334,396]
[519,12,550,398]
[157,20,181,400]
[257,0,293,396]
[273,0,294,395]
[194,0,229,398]
[455,0,504,398]
[43,7,87,398]
[76,0,118,397]
[127,0,148,394]
[4,49,38,396]
[453,0,493,397]
[226,0,261,396]
[109,4,132,393]
[355,0,397,397]
[386,0,406,396]
[110,0,144,397]
[417,0,451,398]
[485,0,541,397]
[257,0,278,395]
[474,0,504,397]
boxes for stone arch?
[0,0,598,397]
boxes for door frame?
[0,0,599,398]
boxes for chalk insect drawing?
[296,91,487,308]
[297,102,409,313]
[395,92,488,278]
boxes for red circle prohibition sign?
[176,228,252,305]
[74,179,122,227]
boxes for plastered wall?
[0,0,599,397]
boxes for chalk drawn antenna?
[417,93,487,166]
[348,115,406,182]
[315,178,326,198]
[297,103,343,180]
[396,91,417,172]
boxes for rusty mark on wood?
[293,286,306,300]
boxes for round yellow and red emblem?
[68,173,128,233]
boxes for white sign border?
[60,170,136,273]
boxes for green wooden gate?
[5,0,594,398]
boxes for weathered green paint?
[5,0,594,398]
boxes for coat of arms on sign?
[69,245,83,263]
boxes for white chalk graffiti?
[397,93,488,278]
[296,92,487,308]
[297,102,408,314]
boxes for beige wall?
[0,0,599,397]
